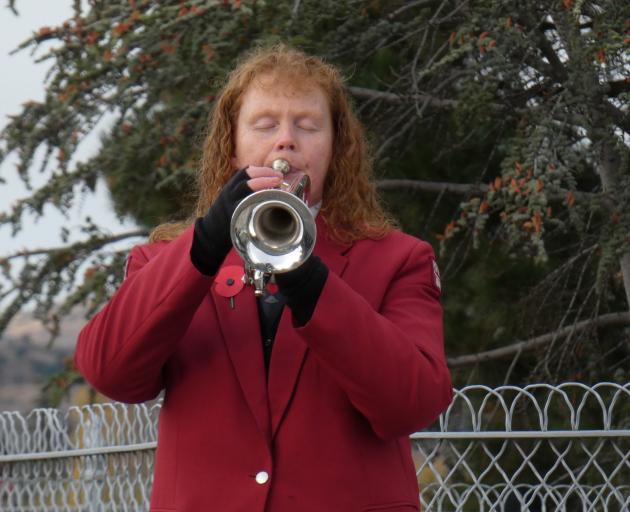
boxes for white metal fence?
[413,383,630,511]
[1,382,629,511]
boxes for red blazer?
[75,217,452,512]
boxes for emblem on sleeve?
[432,259,441,291]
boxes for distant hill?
[0,310,86,412]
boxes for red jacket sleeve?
[297,240,452,440]
[74,227,212,403]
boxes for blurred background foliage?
[1,0,629,404]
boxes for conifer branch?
[6,0,17,15]
[447,312,630,368]
[539,21,593,32]
[603,102,630,135]
[386,0,440,20]
[534,29,568,82]
[348,86,458,109]
[2,230,149,262]
[376,179,599,204]
[377,179,487,195]
[0,166,100,228]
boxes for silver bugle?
[230,159,317,296]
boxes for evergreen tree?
[1,0,629,400]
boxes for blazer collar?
[213,216,352,443]
[212,248,271,444]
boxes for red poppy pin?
[214,265,245,298]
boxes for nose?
[275,124,296,152]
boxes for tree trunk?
[598,138,630,309]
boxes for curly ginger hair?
[150,45,394,244]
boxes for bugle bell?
[230,159,317,296]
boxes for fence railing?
[1,382,629,511]
[412,382,630,511]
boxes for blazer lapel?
[268,216,351,438]
[212,249,271,444]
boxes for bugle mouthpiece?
[272,159,291,174]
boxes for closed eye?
[297,122,319,131]
[251,115,278,130]
[253,122,277,130]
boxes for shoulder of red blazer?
[348,228,437,262]
[132,238,173,260]
[125,227,192,277]
[341,229,441,300]
[314,213,434,259]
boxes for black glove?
[190,167,251,276]
[275,256,329,326]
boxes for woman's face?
[232,75,334,205]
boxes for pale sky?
[0,0,138,255]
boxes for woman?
[75,45,452,512]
